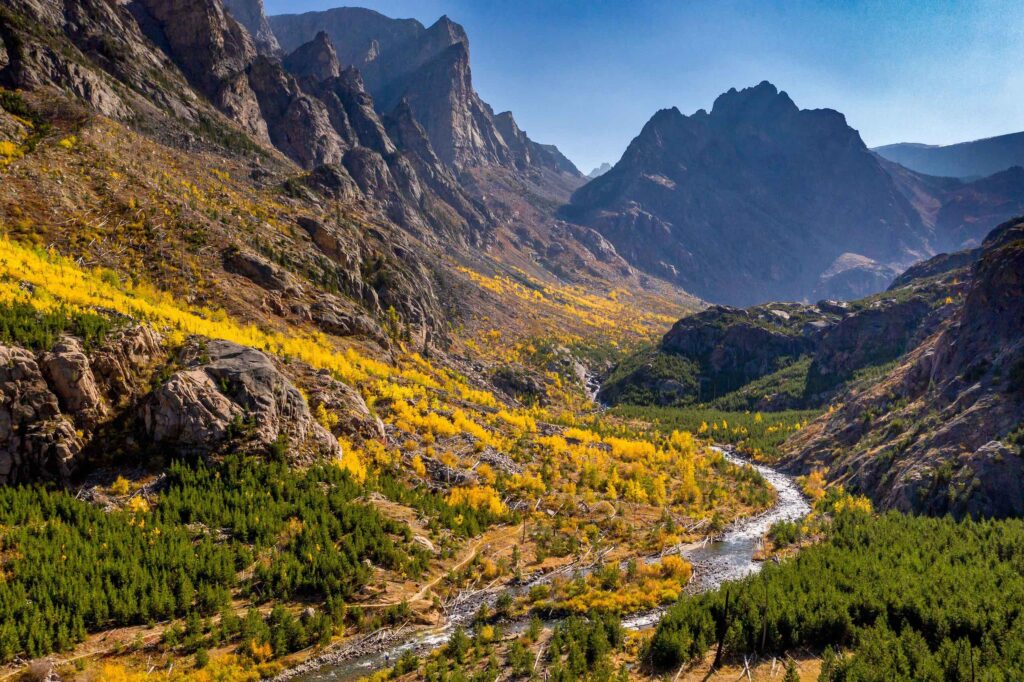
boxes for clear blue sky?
[265,0,1024,173]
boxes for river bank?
[276,447,810,682]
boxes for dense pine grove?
[0,453,470,663]
[0,300,115,351]
[647,508,1024,679]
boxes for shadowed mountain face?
[875,131,1024,180]
[562,82,933,306]
[268,8,580,178]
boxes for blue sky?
[265,0,1024,173]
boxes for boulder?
[223,246,301,293]
[144,338,340,460]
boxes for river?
[282,447,809,681]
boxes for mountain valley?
[0,1,1021,680]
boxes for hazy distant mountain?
[587,162,612,179]
[874,131,1024,180]
[562,82,933,305]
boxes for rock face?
[0,345,83,485]
[246,54,343,168]
[269,8,581,177]
[134,0,270,142]
[0,328,163,484]
[145,339,340,460]
[0,325,370,483]
[785,217,1024,518]
[563,82,934,305]
[221,0,280,56]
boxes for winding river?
[284,447,809,681]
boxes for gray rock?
[144,339,340,460]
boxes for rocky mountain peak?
[268,7,580,178]
[564,83,931,305]
[283,30,341,83]
[424,14,468,48]
[712,80,798,126]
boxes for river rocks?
[145,338,340,460]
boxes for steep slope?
[875,130,1024,180]
[562,82,933,305]
[785,217,1024,518]
[600,268,958,412]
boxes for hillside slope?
[784,217,1024,518]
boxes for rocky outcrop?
[563,82,932,305]
[40,336,105,427]
[301,368,385,442]
[282,31,339,84]
[0,327,164,484]
[246,55,343,168]
[806,297,932,391]
[223,246,301,293]
[134,0,270,142]
[0,345,83,485]
[144,338,340,460]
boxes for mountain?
[874,131,1024,180]
[562,82,933,305]
[268,8,581,181]
[587,162,612,178]
[932,166,1024,249]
